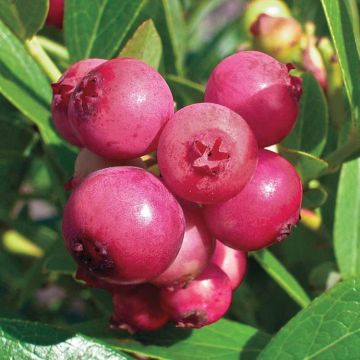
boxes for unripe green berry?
[242,0,291,36]
[251,14,302,63]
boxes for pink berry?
[46,0,64,29]
[152,202,214,288]
[160,264,232,328]
[111,284,169,333]
[68,58,174,160]
[51,59,106,147]
[211,240,247,290]
[203,149,302,251]
[67,148,145,189]
[62,167,185,284]
[157,103,258,204]
[204,51,302,147]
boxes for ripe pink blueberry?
[160,264,232,328]
[68,58,174,160]
[152,202,214,288]
[157,103,258,204]
[203,149,302,251]
[211,240,247,290]
[51,59,106,147]
[66,148,145,189]
[62,166,185,284]
[46,0,64,29]
[111,284,169,333]
[204,51,302,147]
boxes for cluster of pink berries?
[52,51,303,333]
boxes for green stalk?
[37,36,69,62]
[25,36,61,82]
[324,131,360,170]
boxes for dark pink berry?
[111,284,169,334]
[204,51,302,147]
[51,59,106,147]
[46,0,64,29]
[62,167,185,284]
[68,58,174,160]
[157,103,258,204]
[160,264,232,328]
[152,202,214,288]
[211,240,247,290]
[203,149,302,251]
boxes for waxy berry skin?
[111,284,169,333]
[46,0,64,29]
[204,51,302,147]
[211,240,247,290]
[204,150,302,251]
[62,167,185,285]
[160,264,232,328]
[68,58,174,160]
[152,203,214,288]
[157,103,258,204]
[51,59,106,147]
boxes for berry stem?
[25,36,62,83]
[324,130,360,171]
[37,36,70,62]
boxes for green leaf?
[302,186,328,209]
[158,0,185,75]
[282,73,328,157]
[44,252,76,275]
[65,0,146,62]
[279,147,329,183]
[0,113,39,158]
[251,249,311,309]
[166,74,205,105]
[120,20,162,69]
[0,20,75,194]
[259,278,360,359]
[321,0,360,128]
[110,318,270,360]
[0,0,48,40]
[334,158,360,279]
[0,158,30,210]
[0,318,132,360]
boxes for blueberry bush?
[0,0,360,359]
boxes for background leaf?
[0,116,39,158]
[119,19,162,69]
[321,0,360,128]
[166,74,204,106]
[65,0,146,61]
[282,73,328,157]
[0,318,132,360]
[105,318,270,360]
[0,0,48,40]
[259,278,360,359]
[279,147,329,183]
[334,158,360,279]
[0,20,75,191]
[251,249,311,308]
[302,186,328,209]
[157,0,185,75]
